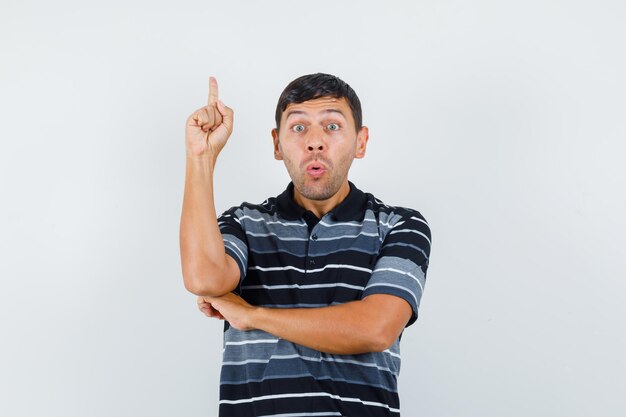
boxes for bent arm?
[208,293,412,355]
[254,295,412,354]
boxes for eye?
[327,123,340,131]
[292,124,305,133]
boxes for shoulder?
[359,192,432,256]
[218,196,283,225]
[364,193,430,231]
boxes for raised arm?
[180,77,240,296]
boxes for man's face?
[272,96,369,201]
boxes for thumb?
[205,296,221,307]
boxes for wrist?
[186,152,218,173]
[248,306,267,331]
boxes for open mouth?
[306,162,327,177]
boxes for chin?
[297,180,341,201]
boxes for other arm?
[201,293,412,355]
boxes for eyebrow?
[285,108,346,120]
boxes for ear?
[272,128,283,160]
[355,126,369,159]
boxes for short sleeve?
[218,206,249,283]
[362,211,431,327]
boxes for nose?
[306,127,325,152]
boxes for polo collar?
[276,181,368,222]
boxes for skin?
[182,78,412,354]
[179,77,240,296]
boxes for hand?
[197,297,225,320]
[185,77,234,159]
[200,293,257,331]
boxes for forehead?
[283,96,353,121]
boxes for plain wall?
[1,0,625,416]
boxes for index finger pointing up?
[208,76,219,105]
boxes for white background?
[1,1,625,416]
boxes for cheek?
[279,150,298,170]
[280,143,302,160]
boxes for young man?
[180,73,431,416]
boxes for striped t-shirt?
[217,182,431,417]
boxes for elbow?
[184,276,229,297]
[182,275,208,296]
[182,270,232,297]
[368,336,394,353]
[366,325,398,353]
[181,253,237,296]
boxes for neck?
[293,181,351,219]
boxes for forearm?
[250,298,398,355]
[180,155,233,296]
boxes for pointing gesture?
[208,76,219,105]
[186,77,234,159]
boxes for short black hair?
[275,73,362,130]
